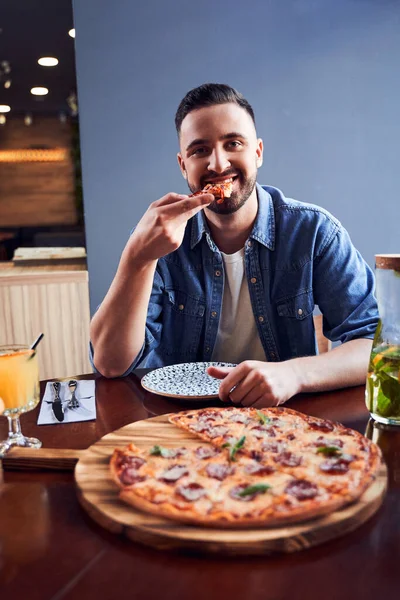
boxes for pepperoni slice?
[176,483,206,502]
[119,468,146,486]
[229,484,257,502]
[118,455,145,470]
[192,422,211,433]
[286,433,296,441]
[285,479,318,500]
[205,463,234,481]
[244,462,275,476]
[229,413,251,424]
[207,426,228,439]
[262,441,287,454]
[170,448,187,458]
[308,419,335,433]
[313,436,344,448]
[198,409,220,418]
[250,425,276,439]
[251,450,263,462]
[319,457,353,474]
[195,446,221,460]
[160,465,189,482]
[273,451,302,467]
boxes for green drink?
[365,255,400,425]
[366,342,400,423]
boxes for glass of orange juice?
[0,344,41,457]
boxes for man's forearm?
[90,248,157,378]
[291,338,373,394]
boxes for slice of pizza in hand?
[190,180,233,204]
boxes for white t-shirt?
[211,248,266,364]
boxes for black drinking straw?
[30,333,44,352]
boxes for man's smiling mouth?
[204,175,238,185]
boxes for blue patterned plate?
[141,362,237,399]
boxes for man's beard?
[187,171,257,215]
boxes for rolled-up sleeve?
[313,224,378,343]
[89,264,165,375]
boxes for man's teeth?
[206,178,234,184]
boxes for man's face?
[177,103,263,215]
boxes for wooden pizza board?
[74,414,388,556]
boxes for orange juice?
[0,347,39,417]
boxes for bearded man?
[89,83,378,407]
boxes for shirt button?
[247,241,252,248]
[298,308,303,316]
[215,270,221,277]
[251,277,257,284]
[206,346,210,353]
[258,316,264,323]
[271,352,276,359]
[178,304,184,310]
[211,311,218,318]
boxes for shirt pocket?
[276,290,316,357]
[276,290,315,320]
[160,289,205,357]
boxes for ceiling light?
[4,79,11,89]
[0,115,6,125]
[38,57,59,67]
[24,114,33,126]
[68,28,75,38]
[0,105,10,113]
[31,87,48,96]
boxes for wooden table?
[0,371,399,600]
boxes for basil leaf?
[238,484,271,497]
[224,436,246,461]
[149,445,175,458]
[256,410,270,425]
[316,446,342,456]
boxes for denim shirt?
[91,184,378,374]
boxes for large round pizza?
[109,406,382,528]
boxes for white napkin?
[37,380,96,425]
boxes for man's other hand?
[207,361,301,408]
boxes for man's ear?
[256,138,263,168]
[177,153,187,179]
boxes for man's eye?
[227,141,241,149]
[191,147,207,156]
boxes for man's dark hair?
[175,83,256,135]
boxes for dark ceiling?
[0,0,77,116]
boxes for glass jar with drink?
[0,344,41,456]
[366,254,400,425]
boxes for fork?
[67,380,79,409]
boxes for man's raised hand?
[128,192,214,263]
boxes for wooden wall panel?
[0,117,78,227]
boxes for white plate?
[140,362,236,399]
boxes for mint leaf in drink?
[316,446,342,456]
[376,388,393,417]
[256,410,270,425]
[238,483,271,497]
[223,436,246,461]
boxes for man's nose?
[207,148,231,173]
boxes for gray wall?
[73,0,400,314]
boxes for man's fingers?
[154,193,190,207]
[206,366,233,379]
[169,193,214,222]
[217,364,249,402]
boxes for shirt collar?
[190,182,275,251]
